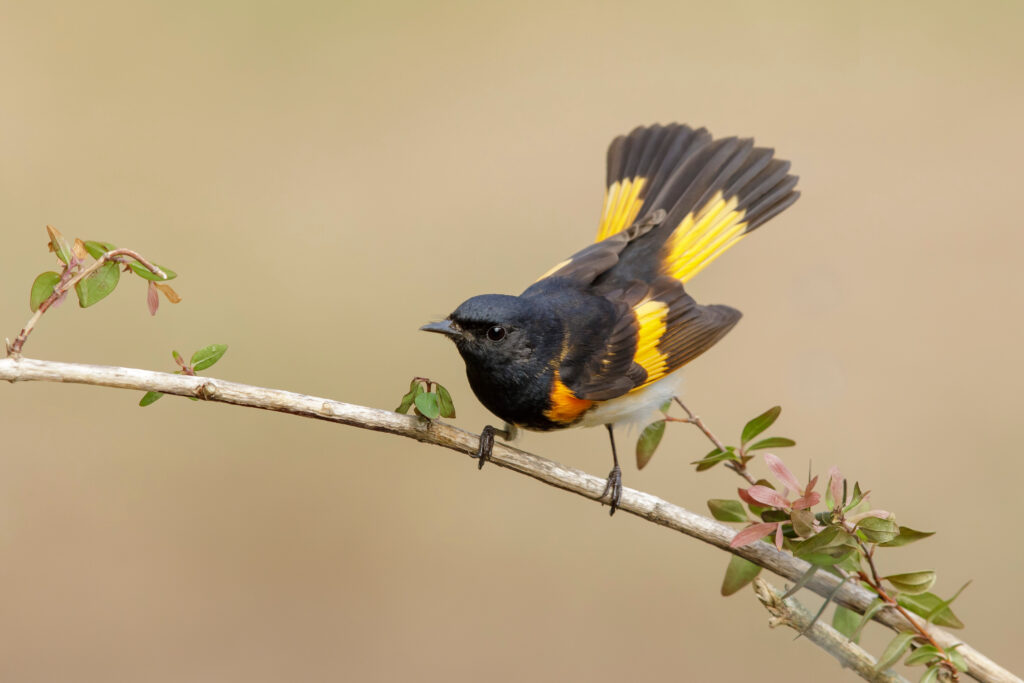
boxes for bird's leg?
[600,424,623,515]
[472,423,516,470]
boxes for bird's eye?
[486,325,507,342]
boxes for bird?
[421,123,799,514]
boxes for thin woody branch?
[752,578,909,683]
[7,248,168,356]
[0,356,1017,683]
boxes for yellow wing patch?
[666,191,749,282]
[631,299,670,389]
[596,177,647,242]
[544,371,595,424]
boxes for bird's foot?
[600,464,623,515]
[472,424,515,470]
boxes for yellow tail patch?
[632,299,669,388]
[666,191,749,282]
[596,177,647,241]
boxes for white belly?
[578,372,685,433]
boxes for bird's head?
[421,294,561,371]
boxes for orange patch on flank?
[544,374,594,424]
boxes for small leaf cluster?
[704,407,968,681]
[30,225,179,315]
[692,405,795,473]
[395,378,455,420]
[140,344,228,406]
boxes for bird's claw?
[601,464,623,515]
[473,424,514,470]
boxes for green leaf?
[874,631,916,674]
[47,225,72,264]
[83,240,117,259]
[947,644,968,672]
[827,606,860,638]
[720,555,761,596]
[29,271,61,311]
[129,261,177,281]
[74,261,120,307]
[692,447,737,471]
[844,481,866,512]
[781,565,819,600]
[707,499,746,523]
[857,516,899,544]
[790,508,816,538]
[886,571,937,595]
[435,383,456,418]
[897,592,965,629]
[396,379,424,413]
[414,391,440,419]
[879,526,935,548]
[904,644,941,667]
[792,527,858,566]
[139,391,164,406]
[741,406,781,445]
[919,665,941,683]
[191,344,228,372]
[636,420,666,470]
[851,597,886,643]
[746,436,796,451]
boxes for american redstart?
[422,124,798,514]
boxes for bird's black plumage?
[422,123,799,513]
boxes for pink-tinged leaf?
[737,485,761,507]
[730,522,779,548]
[764,452,802,494]
[147,281,159,316]
[803,475,819,498]
[791,491,821,510]
[775,522,785,550]
[828,466,843,509]
[744,485,791,509]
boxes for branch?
[752,578,909,683]
[0,356,1018,683]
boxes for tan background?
[1,1,1022,681]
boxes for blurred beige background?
[1,1,1022,681]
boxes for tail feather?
[594,124,799,285]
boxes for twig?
[671,396,756,485]
[0,356,1017,683]
[752,578,909,683]
[7,249,167,357]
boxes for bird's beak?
[420,319,461,339]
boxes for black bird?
[422,124,799,514]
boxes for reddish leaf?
[774,522,785,550]
[791,491,821,510]
[764,452,802,494]
[828,466,843,509]
[803,474,819,498]
[147,281,159,316]
[730,522,779,548]
[743,485,790,510]
[738,487,758,506]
